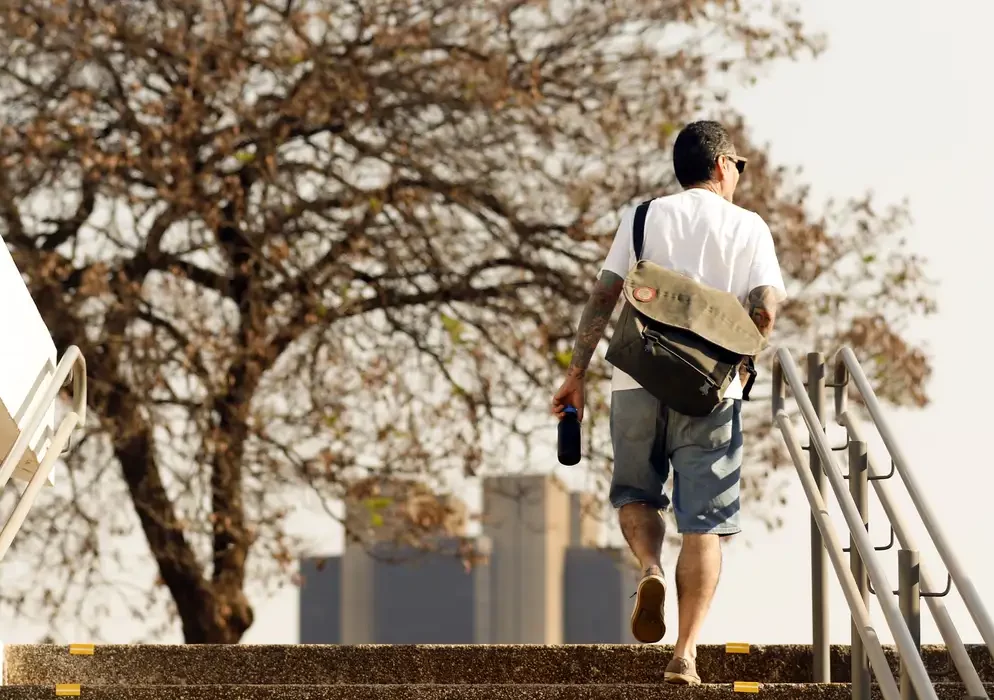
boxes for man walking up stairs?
[552,120,786,686]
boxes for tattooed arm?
[551,270,625,420]
[745,285,780,339]
[736,285,781,388]
[566,270,626,378]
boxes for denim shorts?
[608,388,743,536]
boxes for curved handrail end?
[832,347,852,424]
[771,347,788,418]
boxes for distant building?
[298,474,640,644]
[338,536,492,644]
[299,556,342,644]
[563,546,636,643]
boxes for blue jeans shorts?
[608,388,743,536]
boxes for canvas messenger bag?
[604,199,768,417]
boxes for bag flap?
[623,260,767,357]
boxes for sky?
[3,0,994,649]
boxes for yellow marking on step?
[55,684,81,697]
[733,681,760,693]
[69,643,94,656]
[725,642,750,654]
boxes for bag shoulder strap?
[632,199,652,262]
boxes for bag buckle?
[642,329,671,358]
[741,357,758,401]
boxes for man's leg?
[664,399,743,683]
[619,502,665,573]
[619,502,668,643]
[608,388,670,643]
[673,533,722,660]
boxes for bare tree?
[0,0,933,642]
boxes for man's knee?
[619,501,664,516]
[610,485,669,512]
[618,501,666,533]
[680,532,720,554]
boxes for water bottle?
[558,406,581,466]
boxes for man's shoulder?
[712,196,766,223]
[645,190,692,209]
[721,200,771,237]
[743,207,771,233]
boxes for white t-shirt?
[600,189,787,397]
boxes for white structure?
[0,236,86,563]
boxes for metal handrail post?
[850,439,871,700]
[807,352,831,683]
[899,549,922,700]
[839,412,988,699]
[776,350,939,700]
[838,347,994,660]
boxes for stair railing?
[0,345,87,563]
[774,347,943,700]
[831,346,993,699]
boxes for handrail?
[69,345,87,429]
[838,412,988,699]
[773,348,938,700]
[0,345,86,491]
[835,346,994,662]
[0,345,87,563]
[0,415,79,561]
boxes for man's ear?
[713,158,729,184]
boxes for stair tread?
[6,643,993,686]
[0,683,990,700]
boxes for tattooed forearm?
[567,270,625,378]
[746,285,779,339]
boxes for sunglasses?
[722,153,747,174]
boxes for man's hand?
[551,369,586,422]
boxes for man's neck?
[687,182,728,201]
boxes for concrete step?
[0,685,989,700]
[4,644,993,686]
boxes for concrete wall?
[569,492,601,548]
[482,474,570,644]
[321,537,492,644]
[369,539,491,644]
[340,544,376,644]
[298,557,342,644]
[563,546,639,643]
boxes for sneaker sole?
[664,671,702,686]
[630,576,666,643]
